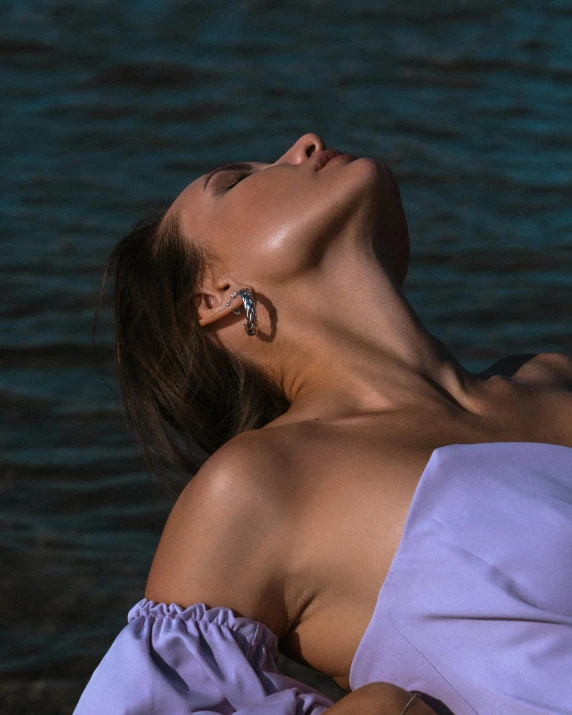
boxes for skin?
[153,132,572,700]
[167,132,485,420]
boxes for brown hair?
[93,205,290,502]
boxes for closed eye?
[223,167,256,191]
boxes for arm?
[72,434,335,713]
[145,431,295,637]
[144,438,439,714]
[328,683,437,714]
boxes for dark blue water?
[1,1,571,712]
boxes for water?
[1,1,571,712]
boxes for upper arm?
[144,432,294,637]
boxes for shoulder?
[532,352,572,388]
[144,429,296,638]
[185,429,297,525]
[513,351,572,389]
[480,351,572,389]
[176,428,296,529]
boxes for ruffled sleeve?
[74,598,335,714]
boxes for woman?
[76,133,572,714]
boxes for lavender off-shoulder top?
[74,442,572,714]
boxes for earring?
[230,292,241,315]
[240,289,258,336]
[225,290,258,335]
[223,292,240,312]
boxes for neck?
[267,245,487,424]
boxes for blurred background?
[1,0,571,712]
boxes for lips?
[314,149,344,171]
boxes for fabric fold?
[74,598,334,714]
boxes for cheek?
[221,166,379,282]
[229,195,322,281]
[216,219,303,284]
[252,220,317,281]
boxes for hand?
[328,681,438,714]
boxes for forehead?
[170,174,202,212]
[165,174,208,234]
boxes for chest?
[277,387,572,691]
[278,440,436,691]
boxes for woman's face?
[167,132,409,289]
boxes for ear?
[195,281,244,327]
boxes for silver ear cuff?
[229,289,258,336]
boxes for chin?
[352,156,396,197]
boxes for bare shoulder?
[481,351,572,389]
[145,429,296,638]
[513,351,572,389]
[176,429,295,516]
[530,351,572,388]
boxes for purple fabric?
[350,442,572,715]
[74,599,334,714]
[75,441,572,714]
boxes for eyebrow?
[202,162,255,192]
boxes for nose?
[273,132,326,166]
